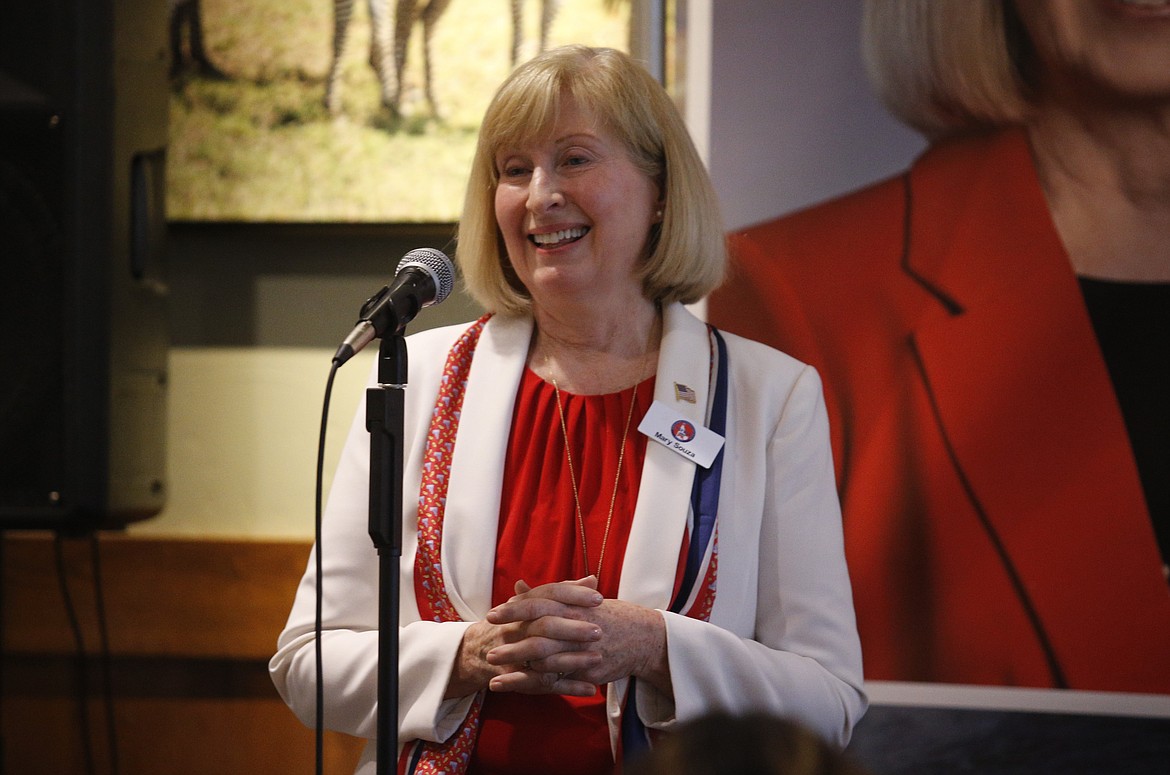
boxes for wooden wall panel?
[1,533,366,774]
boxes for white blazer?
[270,303,866,773]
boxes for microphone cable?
[88,533,119,775]
[52,533,121,774]
[314,359,341,775]
[53,534,96,775]
[3,532,118,775]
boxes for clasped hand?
[449,576,669,699]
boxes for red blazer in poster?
[709,127,1170,694]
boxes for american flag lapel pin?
[674,382,697,403]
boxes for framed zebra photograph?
[165,0,679,224]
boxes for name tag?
[638,400,725,469]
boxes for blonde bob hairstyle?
[456,44,727,316]
[862,0,1035,138]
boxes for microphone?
[333,248,455,365]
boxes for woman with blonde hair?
[273,44,865,774]
[709,0,1170,693]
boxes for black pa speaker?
[0,0,169,531]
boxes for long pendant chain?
[551,377,640,582]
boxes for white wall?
[706,1,925,231]
[131,230,481,540]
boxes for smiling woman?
[270,44,866,775]
[490,96,663,349]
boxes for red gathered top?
[469,368,655,775]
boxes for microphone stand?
[366,333,407,775]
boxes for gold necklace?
[551,375,641,582]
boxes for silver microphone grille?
[397,247,455,306]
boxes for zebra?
[324,0,450,117]
[324,0,397,114]
[168,0,228,79]
[325,1,562,118]
[390,0,452,118]
[511,0,563,67]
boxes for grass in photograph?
[167,0,630,222]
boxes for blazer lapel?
[442,314,533,619]
[618,303,713,609]
[904,129,1162,679]
[436,308,713,616]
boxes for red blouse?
[469,368,655,775]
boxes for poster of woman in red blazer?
[709,0,1170,694]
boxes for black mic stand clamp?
[366,334,407,775]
